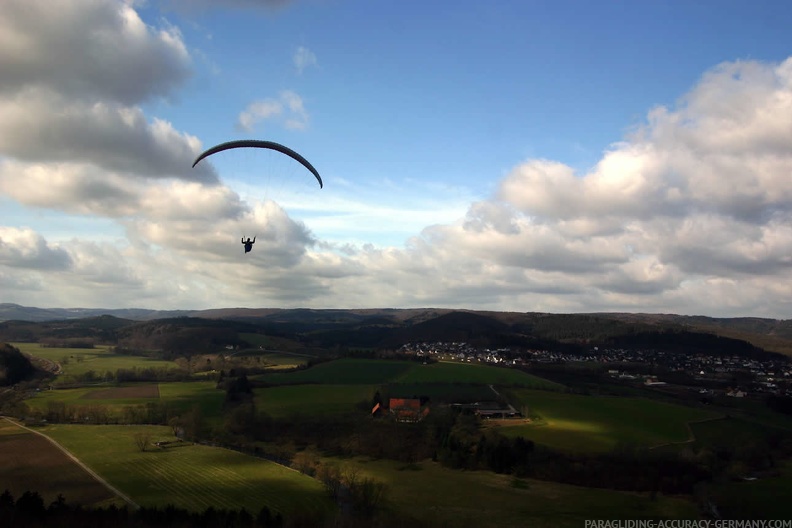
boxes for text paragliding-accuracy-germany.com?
[584,521,792,528]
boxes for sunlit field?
[13,342,179,382]
[25,381,226,423]
[313,454,700,528]
[0,419,123,508]
[39,424,335,519]
[495,389,722,452]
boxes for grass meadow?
[256,358,414,385]
[384,382,497,403]
[254,384,375,419]
[709,459,792,519]
[255,358,563,391]
[313,454,700,528]
[0,419,123,508]
[394,360,564,389]
[39,424,335,519]
[25,381,226,424]
[495,389,722,452]
[13,342,179,381]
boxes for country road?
[1,417,139,509]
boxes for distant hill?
[1,303,792,357]
[0,303,192,322]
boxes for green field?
[254,384,376,418]
[495,389,722,452]
[25,381,226,423]
[0,419,123,508]
[710,460,792,519]
[690,416,789,450]
[315,455,700,528]
[157,381,226,420]
[255,358,414,385]
[39,424,335,519]
[384,382,497,402]
[13,342,180,381]
[254,358,563,391]
[394,361,564,389]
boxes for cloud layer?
[2,0,792,318]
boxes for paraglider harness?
[242,236,256,253]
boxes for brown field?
[80,384,160,400]
[0,419,121,507]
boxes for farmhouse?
[388,398,430,423]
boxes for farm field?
[157,381,226,421]
[0,419,123,508]
[689,416,788,450]
[316,454,700,528]
[384,382,497,403]
[394,360,564,390]
[254,358,563,391]
[255,358,414,385]
[254,384,376,419]
[710,460,792,519]
[25,381,226,423]
[13,342,179,381]
[495,389,722,452]
[39,424,335,520]
[26,384,159,411]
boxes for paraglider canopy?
[192,140,323,189]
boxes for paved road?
[1,417,139,509]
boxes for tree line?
[0,489,286,528]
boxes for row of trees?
[0,490,285,528]
[39,400,172,425]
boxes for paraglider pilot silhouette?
[191,140,322,257]
[242,236,256,253]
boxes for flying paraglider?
[192,140,322,256]
[191,140,323,189]
[242,236,255,253]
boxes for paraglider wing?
[192,140,323,189]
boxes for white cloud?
[0,227,72,271]
[3,1,792,318]
[236,90,309,132]
[0,89,212,183]
[293,46,317,74]
[0,0,191,105]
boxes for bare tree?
[133,432,151,452]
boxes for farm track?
[1,417,139,509]
[648,415,727,450]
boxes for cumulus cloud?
[0,227,72,271]
[0,0,190,105]
[293,46,317,74]
[236,90,309,132]
[3,1,792,320]
[0,89,212,183]
[0,1,215,187]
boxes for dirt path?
[647,415,727,450]
[1,417,139,509]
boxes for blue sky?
[2,0,792,317]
